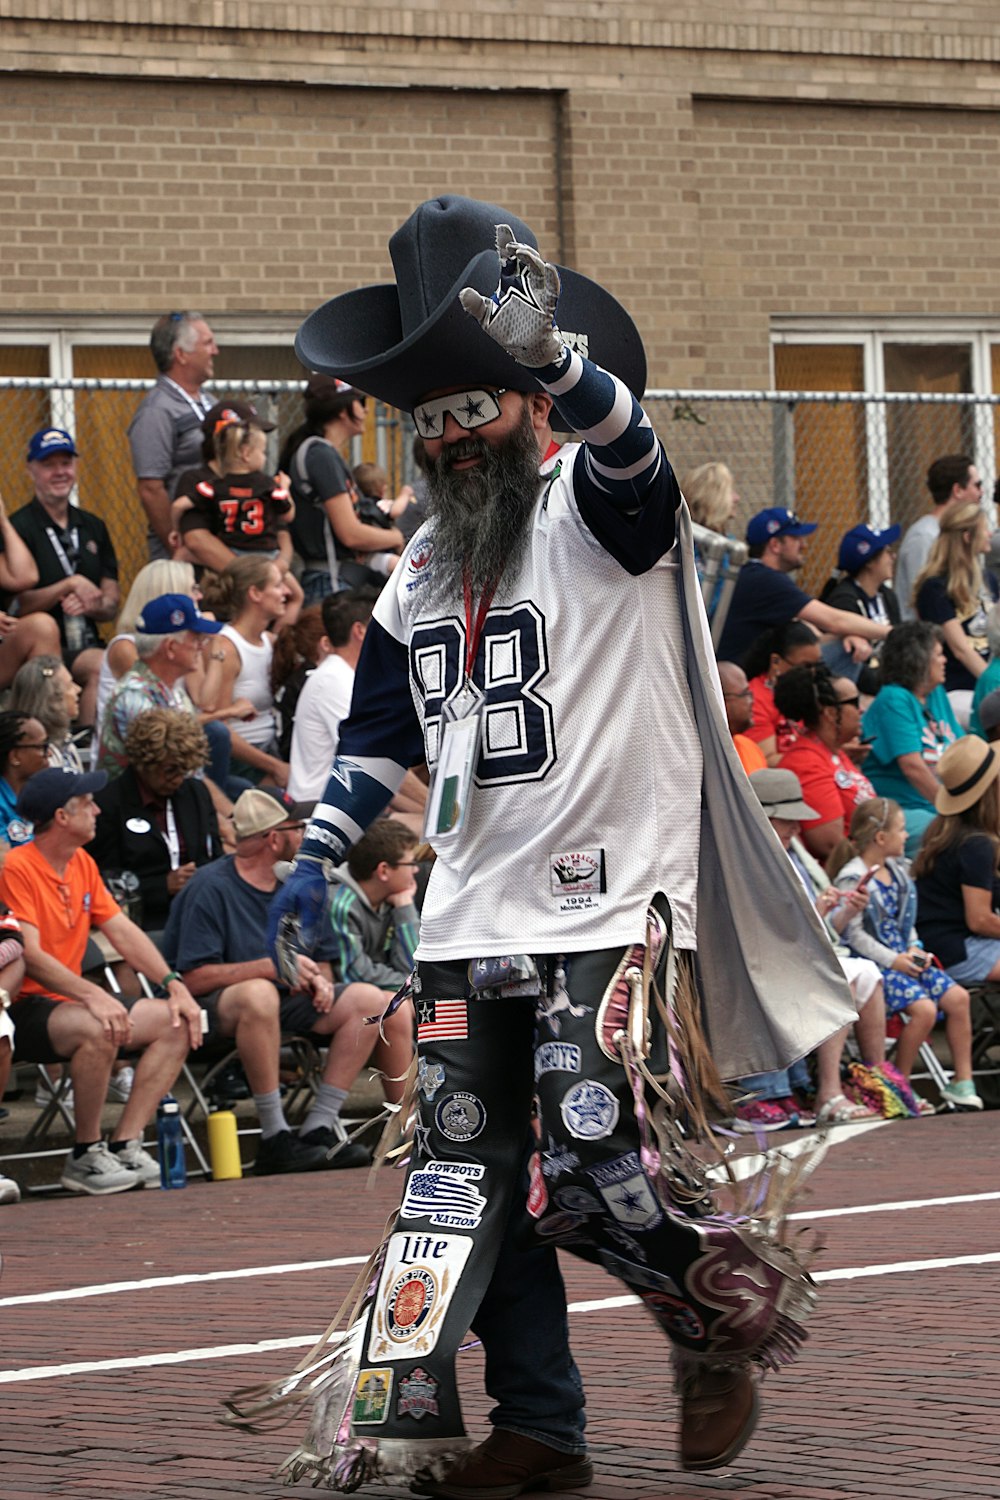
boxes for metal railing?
[2,378,998,598]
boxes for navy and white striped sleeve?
[539,346,681,574]
[298,618,425,865]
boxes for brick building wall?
[2,0,1000,391]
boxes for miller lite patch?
[368,1232,474,1363]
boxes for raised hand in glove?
[459,225,565,368]
[266,854,334,989]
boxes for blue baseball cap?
[16,768,107,825]
[27,427,78,463]
[135,594,223,635]
[837,523,901,575]
[746,507,818,545]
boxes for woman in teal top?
[0,710,51,847]
[862,622,960,856]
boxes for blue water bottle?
[156,1094,187,1189]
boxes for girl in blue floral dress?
[829,796,976,1108]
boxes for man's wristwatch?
[151,970,183,999]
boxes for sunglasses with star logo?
[412,388,508,440]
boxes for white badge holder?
[423,690,483,848]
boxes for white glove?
[459,225,565,368]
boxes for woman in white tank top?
[201,556,292,785]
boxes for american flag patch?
[416,998,468,1042]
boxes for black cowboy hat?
[295,195,647,414]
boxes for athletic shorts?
[198,982,349,1044]
[10,992,141,1065]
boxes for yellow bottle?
[207,1109,243,1180]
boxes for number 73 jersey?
[361,456,704,961]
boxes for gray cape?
[675,501,857,1078]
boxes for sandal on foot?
[816,1093,878,1125]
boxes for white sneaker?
[0,1172,20,1205]
[111,1138,160,1186]
[106,1066,135,1103]
[60,1142,140,1196]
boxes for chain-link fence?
[0,377,416,599]
[645,388,999,596]
[2,378,998,601]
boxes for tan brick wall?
[0,78,559,313]
[3,2,1000,397]
[693,98,1000,387]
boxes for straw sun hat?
[934,736,1000,815]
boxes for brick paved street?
[2,1111,998,1500]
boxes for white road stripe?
[3,1187,996,1311]
[0,1255,368,1309]
[2,1249,999,1386]
[789,1189,1000,1222]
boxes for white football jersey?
[376,445,703,959]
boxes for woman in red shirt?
[739,619,822,766]
[776,663,875,860]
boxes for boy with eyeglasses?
[325,818,421,994]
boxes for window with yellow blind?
[0,346,57,513]
[883,343,975,533]
[67,346,155,592]
[773,343,866,594]
[773,328,999,554]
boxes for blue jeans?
[471,1166,587,1454]
[202,719,253,802]
[301,569,335,606]
[737,1058,811,1099]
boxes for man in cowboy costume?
[236,196,854,1495]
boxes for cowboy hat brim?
[295,247,647,415]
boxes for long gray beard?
[424,401,543,607]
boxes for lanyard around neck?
[462,575,498,685]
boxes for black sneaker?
[208,1056,251,1107]
[298,1125,372,1169]
[251,1129,328,1175]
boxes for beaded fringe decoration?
[605,911,825,1374]
[221,1043,457,1489]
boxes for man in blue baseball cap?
[717,505,893,666]
[13,426,121,726]
[96,594,223,780]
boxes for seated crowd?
[712,453,999,1128]
[0,347,427,1202]
[0,339,993,1205]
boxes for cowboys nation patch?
[401,1161,488,1229]
[416,998,468,1043]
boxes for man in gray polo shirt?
[126,311,218,560]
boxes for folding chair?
[180,1034,324,1129]
[22,1064,75,1145]
[122,970,211,1175]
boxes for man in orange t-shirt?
[718,660,767,774]
[0,767,202,1196]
